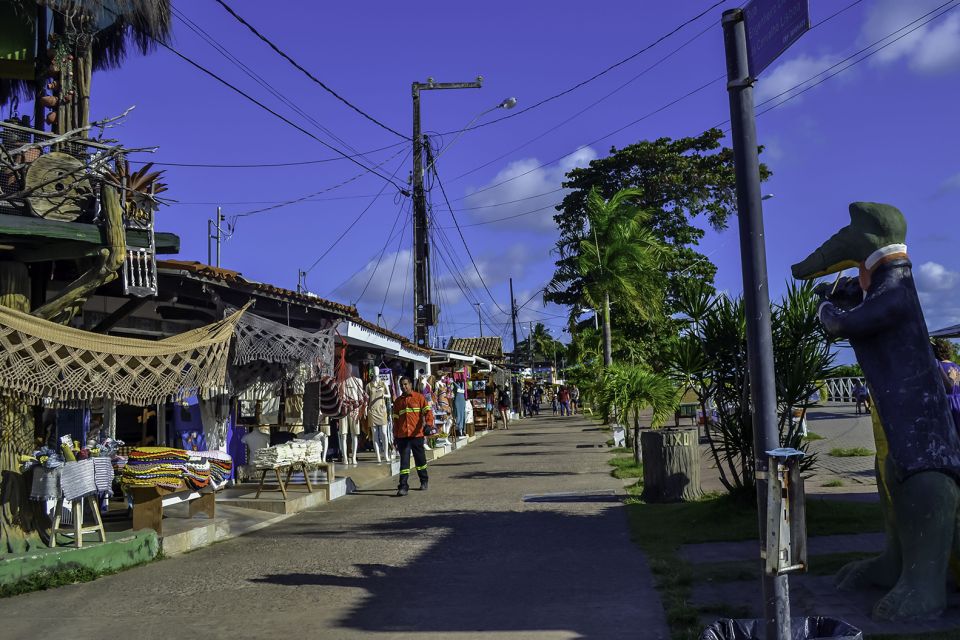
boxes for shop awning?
[931,323,960,338]
[338,320,429,365]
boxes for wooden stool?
[254,465,289,500]
[50,494,107,548]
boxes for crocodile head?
[791,202,907,280]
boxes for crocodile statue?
[792,201,960,621]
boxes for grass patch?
[0,554,159,598]
[821,479,844,487]
[829,447,874,457]
[610,447,632,454]
[622,493,884,640]
[695,551,874,585]
[802,432,825,441]
[608,455,643,479]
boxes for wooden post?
[640,427,703,503]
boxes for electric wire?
[380,221,409,319]
[426,140,508,316]
[302,150,410,275]
[170,6,377,163]
[213,0,409,140]
[231,147,409,220]
[436,0,726,135]
[352,198,410,305]
[148,37,409,193]
[130,140,406,168]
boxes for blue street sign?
[744,0,810,77]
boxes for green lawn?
[621,491,884,640]
[608,455,643,479]
[829,447,874,457]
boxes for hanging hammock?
[0,303,248,406]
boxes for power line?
[352,199,411,305]
[303,150,410,275]
[129,141,405,168]
[380,223,409,319]
[149,37,408,193]
[213,0,408,140]
[447,0,869,203]
[450,16,719,183]
[170,6,374,162]
[231,147,409,219]
[752,1,958,119]
[436,0,726,135]
[426,140,508,316]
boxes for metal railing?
[823,377,867,402]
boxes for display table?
[128,484,217,536]
[253,461,334,500]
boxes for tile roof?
[446,336,504,360]
[157,260,357,317]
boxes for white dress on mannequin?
[341,376,365,464]
[366,368,393,463]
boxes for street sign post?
[743,0,810,77]
[722,1,809,638]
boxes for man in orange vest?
[392,375,431,496]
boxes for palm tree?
[548,187,667,367]
[1,1,171,131]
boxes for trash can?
[699,617,862,640]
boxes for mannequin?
[454,381,467,438]
[366,366,393,463]
[433,377,451,446]
[341,374,366,465]
[241,427,270,479]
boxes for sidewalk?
[0,413,668,640]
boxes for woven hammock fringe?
[0,303,248,408]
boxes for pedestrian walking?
[933,338,960,433]
[852,380,870,414]
[498,385,512,429]
[570,384,580,414]
[484,382,497,430]
[551,389,558,415]
[392,376,430,496]
[558,386,571,416]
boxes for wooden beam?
[0,213,180,254]
[92,296,148,333]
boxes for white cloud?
[916,261,960,331]
[860,1,960,74]
[754,54,844,106]
[936,172,960,197]
[917,261,960,291]
[460,147,598,231]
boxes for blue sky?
[49,0,960,350]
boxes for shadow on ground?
[449,470,569,480]
[249,507,654,639]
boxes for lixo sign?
[743,0,810,77]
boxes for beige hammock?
[0,303,249,406]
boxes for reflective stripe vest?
[392,391,429,438]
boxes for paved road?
[0,413,668,640]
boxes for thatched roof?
[1,1,171,106]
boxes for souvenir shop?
[334,318,432,460]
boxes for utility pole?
[474,302,483,337]
[411,76,483,347]
[208,207,225,267]
[296,270,307,294]
[723,8,790,639]
[528,321,533,376]
[510,277,521,415]
[509,278,519,358]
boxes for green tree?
[548,129,771,370]
[514,322,565,365]
[547,187,667,367]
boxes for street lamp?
[424,97,518,174]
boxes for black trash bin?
[700,617,862,640]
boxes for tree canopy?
[547,128,771,369]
